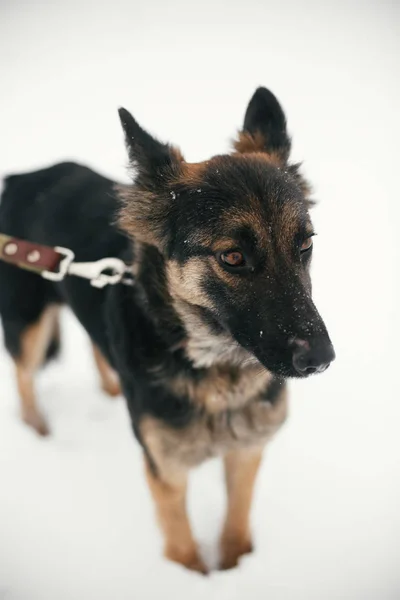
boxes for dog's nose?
[292,338,335,375]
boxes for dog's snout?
[292,338,335,376]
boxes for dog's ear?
[233,87,291,164]
[118,108,184,190]
[118,108,185,250]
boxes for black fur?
[243,87,291,161]
[118,107,182,191]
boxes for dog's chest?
[141,369,288,475]
[170,365,273,413]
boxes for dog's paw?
[165,545,208,575]
[22,410,50,437]
[101,379,121,398]
[219,535,253,570]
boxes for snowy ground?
[0,1,399,599]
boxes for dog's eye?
[219,250,246,267]
[300,237,313,253]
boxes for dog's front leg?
[220,447,263,570]
[144,459,207,574]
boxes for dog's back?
[0,162,131,434]
[0,162,125,258]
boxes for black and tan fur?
[0,87,335,572]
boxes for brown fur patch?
[117,185,163,247]
[233,132,283,165]
[140,384,287,478]
[220,195,270,244]
[15,305,60,436]
[166,258,214,309]
[166,256,247,361]
[172,161,207,187]
[210,237,245,253]
[170,146,185,164]
[144,460,207,574]
[220,447,263,569]
[169,364,272,413]
[169,295,255,369]
[117,162,208,248]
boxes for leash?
[0,233,134,288]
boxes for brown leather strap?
[0,234,64,274]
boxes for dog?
[0,87,335,572]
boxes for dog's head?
[118,87,335,378]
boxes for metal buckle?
[41,247,132,288]
[42,247,75,282]
[68,257,129,288]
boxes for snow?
[0,1,399,599]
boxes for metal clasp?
[68,257,129,288]
[41,247,132,288]
[42,247,75,282]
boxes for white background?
[0,1,399,598]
